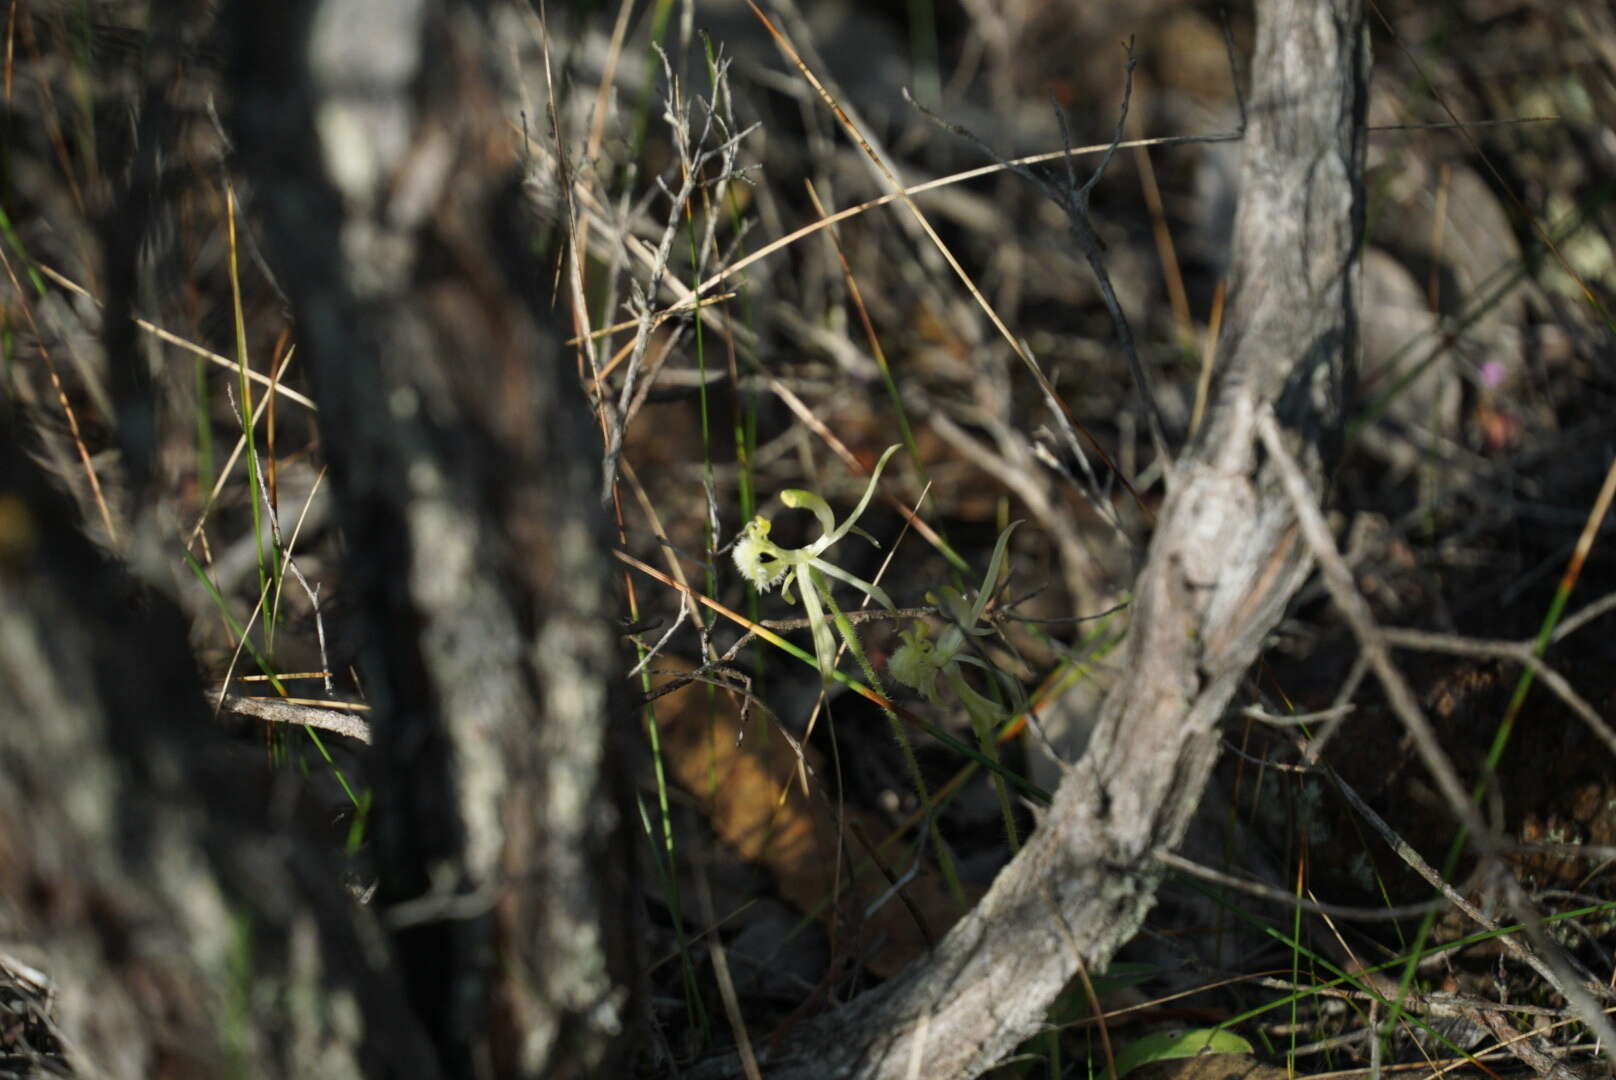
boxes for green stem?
[819,575,968,909]
[947,668,1020,852]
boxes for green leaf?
[1112,1028,1254,1080]
[944,664,1009,734]
[967,519,1023,626]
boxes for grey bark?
[224,2,633,1076]
[0,402,436,1079]
[1,1,631,1077]
[695,0,1369,1076]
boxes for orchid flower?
[733,445,900,683]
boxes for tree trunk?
[694,0,1370,1076]
[1,1,631,1077]
[0,401,436,1078]
[223,2,634,1075]
[2,0,1365,1074]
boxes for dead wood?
[691,0,1369,1075]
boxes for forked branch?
[694,0,1370,1075]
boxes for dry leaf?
[648,657,981,977]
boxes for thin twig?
[1155,851,1446,920]
[218,693,371,743]
[1379,626,1616,761]
[1256,407,1499,856]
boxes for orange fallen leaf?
[647,657,982,978]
